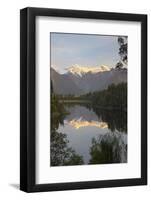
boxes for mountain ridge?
[66,64,111,77]
[51,66,127,95]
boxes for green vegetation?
[116,36,127,69]
[51,129,83,166]
[54,82,127,110]
[51,94,69,130]
[89,134,127,164]
[93,108,127,132]
[51,82,127,133]
[51,94,84,166]
[80,82,127,110]
[51,80,127,166]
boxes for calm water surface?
[52,104,127,165]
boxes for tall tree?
[116,36,127,69]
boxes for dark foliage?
[89,134,127,164]
[50,94,84,166]
[81,82,127,110]
[116,36,128,68]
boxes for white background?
[0,0,150,199]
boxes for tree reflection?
[89,133,127,164]
[51,95,84,166]
[51,94,127,166]
[92,107,127,133]
[61,103,127,133]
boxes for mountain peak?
[66,64,111,77]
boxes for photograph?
[50,33,128,167]
[20,7,147,192]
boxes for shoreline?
[59,99,126,111]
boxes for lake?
[50,103,127,166]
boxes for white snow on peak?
[66,64,111,77]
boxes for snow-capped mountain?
[51,65,127,95]
[66,64,111,77]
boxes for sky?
[50,33,121,74]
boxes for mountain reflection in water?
[50,104,127,166]
[66,118,108,129]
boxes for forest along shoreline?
[50,84,127,166]
[55,82,127,112]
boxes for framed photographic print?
[20,7,147,192]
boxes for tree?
[89,134,127,164]
[51,130,84,166]
[50,94,84,166]
[115,61,123,69]
[116,36,128,68]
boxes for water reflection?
[50,104,127,166]
[68,118,108,129]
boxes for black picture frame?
[20,7,147,192]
